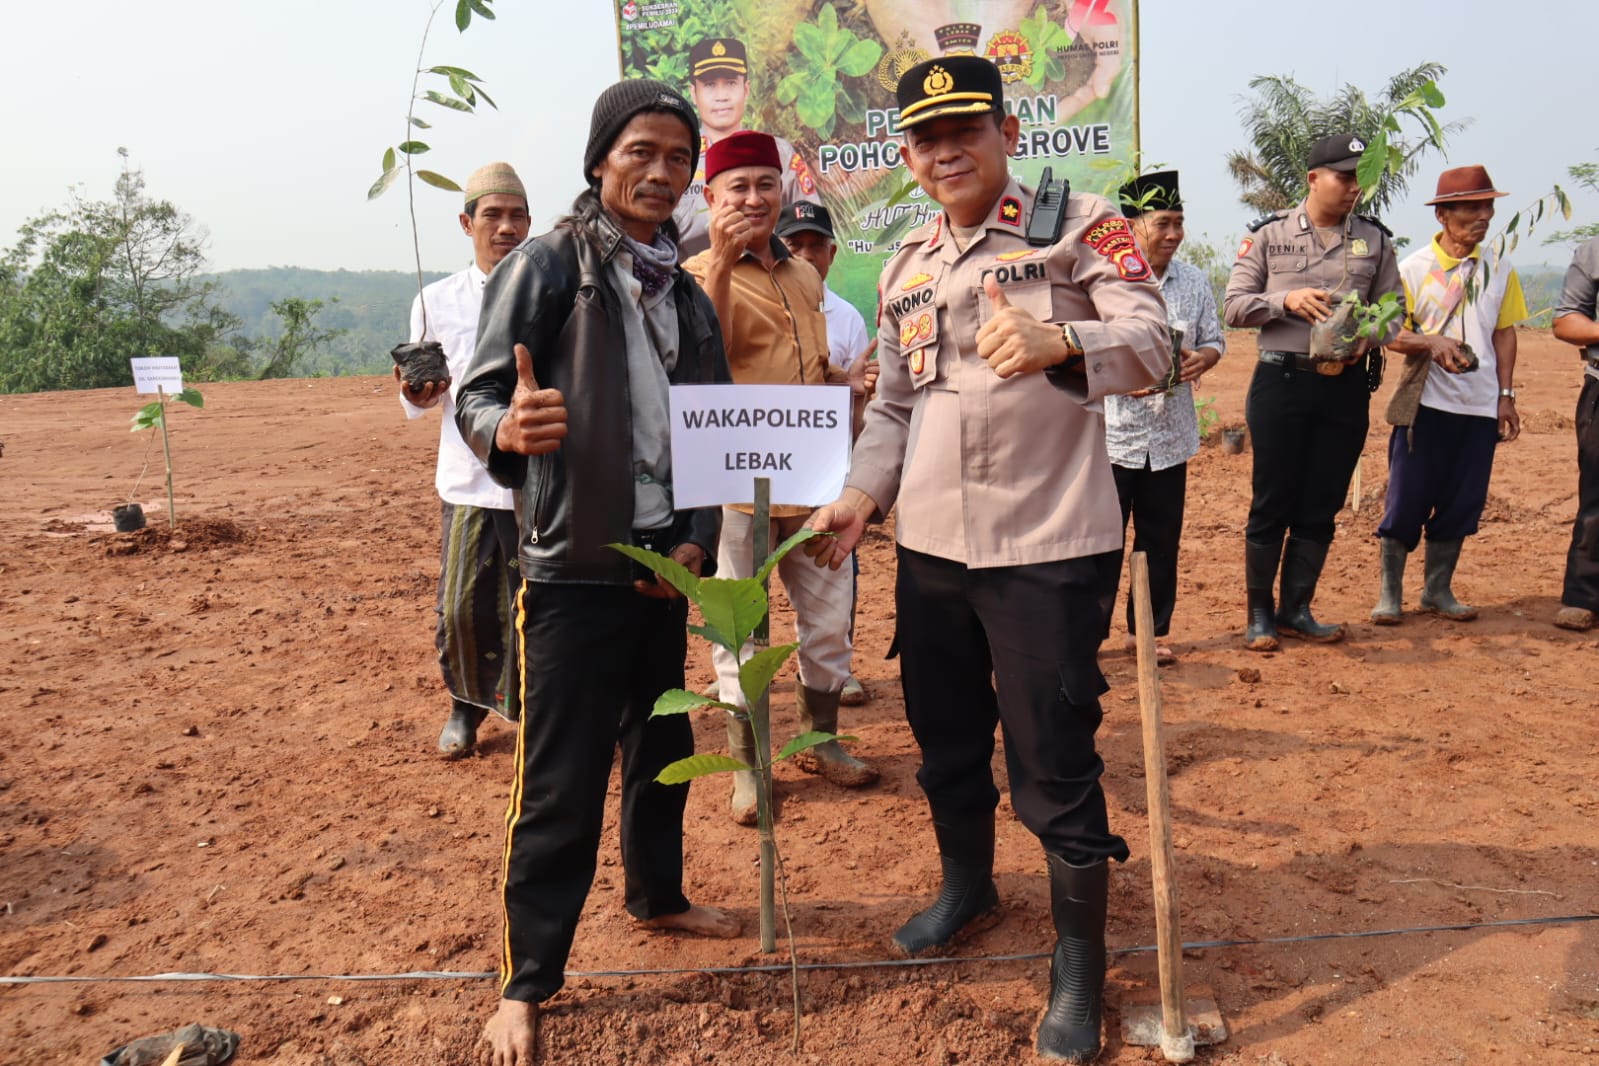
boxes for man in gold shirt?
[683,131,877,826]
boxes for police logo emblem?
[900,320,919,347]
[876,31,931,93]
[924,66,954,96]
[909,348,926,375]
[1350,237,1369,257]
[1349,137,1365,152]
[712,41,727,57]
[916,313,934,341]
[984,30,1034,84]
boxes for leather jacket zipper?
[527,453,549,544]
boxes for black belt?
[1260,350,1346,376]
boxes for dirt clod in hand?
[391,341,449,390]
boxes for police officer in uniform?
[806,57,1169,1063]
[1224,133,1403,651]
[672,37,821,258]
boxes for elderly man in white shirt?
[396,162,532,755]
[776,199,877,706]
[1103,170,1225,665]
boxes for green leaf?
[131,402,164,431]
[423,90,473,113]
[883,176,919,211]
[816,1,839,35]
[455,0,472,31]
[796,77,837,132]
[367,165,403,200]
[408,116,432,129]
[468,0,495,22]
[427,65,482,81]
[793,22,825,60]
[776,730,855,761]
[382,146,396,172]
[656,753,751,785]
[416,170,463,192]
[755,526,824,586]
[398,140,430,155]
[449,72,470,99]
[608,543,702,600]
[737,642,798,708]
[1354,139,1386,197]
[174,387,204,408]
[688,621,737,654]
[836,88,866,125]
[472,83,496,110]
[696,576,767,656]
[837,38,883,78]
[1419,80,1445,108]
[775,71,807,106]
[651,688,738,717]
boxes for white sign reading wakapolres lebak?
[669,384,851,509]
[130,357,183,395]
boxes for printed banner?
[615,0,1139,323]
[669,384,852,509]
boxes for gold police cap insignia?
[924,66,954,96]
[712,41,726,57]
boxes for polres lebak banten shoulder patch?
[1082,217,1152,282]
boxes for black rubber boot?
[437,699,488,757]
[1243,538,1283,652]
[1370,536,1408,625]
[1275,537,1345,642]
[1036,856,1109,1063]
[892,815,999,956]
[1419,538,1477,620]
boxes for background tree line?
[0,153,442,394]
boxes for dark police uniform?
[1224,134,1402,647]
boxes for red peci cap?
[704,130,781,184]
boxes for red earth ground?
[1,330,1596,1065]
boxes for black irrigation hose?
[2,913,1594,987]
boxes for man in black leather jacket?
[455,79,739,1066]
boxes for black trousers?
[498,581,694,1004]
[1110,459,1187,637]
[1562,377,1599,610]
[1245,358,1370,545]
[895,546,1129,866]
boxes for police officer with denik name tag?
[1224,133,1403,652]
[806,55,1170,1063]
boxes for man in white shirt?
[776,199,876,707]
[396,162,531,756]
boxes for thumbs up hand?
[975,274,1074,379]
[494,343,568,456]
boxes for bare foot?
[639,903,742,939]
[482,998,537,1066]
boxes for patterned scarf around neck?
[625,230,678,298]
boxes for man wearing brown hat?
[1225,133,1404,651]
[673,36,821,257]
[397,163,531,757]
[1370,166,1527,625]
[1552,234,1599,630]
[806,56,1169,1062]
[455,78,739,1066]
[683,130,877,826]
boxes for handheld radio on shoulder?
[1026,167,1070,247]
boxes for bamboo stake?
[156,385,176,528]
[1130,552,1195,1062]
[752,477,776,953]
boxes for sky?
[7,0,1594,278]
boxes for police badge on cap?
[689,37,747,80]
[1307,133,1366,173]
[895,55,1004,130]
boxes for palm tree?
[1226,62,1470,219]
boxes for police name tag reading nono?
[669,384,851,509]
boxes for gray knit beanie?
[583,79,700,186]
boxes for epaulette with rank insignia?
[1246,210,1288,233]
[1355,213,1392,238]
